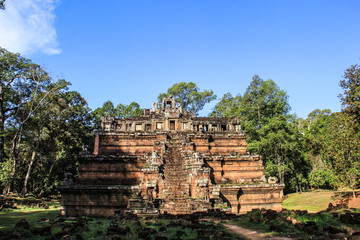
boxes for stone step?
[161,135,192,204]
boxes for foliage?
[298,63,360,191]
[0,89,93,196]
[298,109,360,192]
[158,82,216,116]
[0,160,11,191]
[210,92,241,118]
[209,66,360,193]
[335,62,360,195]
[308,169,335,189]
[297,109,334,190]
[258,115,305,185]
[0,47,63,163]
[0,48,92,196]
[339,63,360,123]
[211,75,306,191]
[92,100,142,124]
[323,113,360,192]
[239,75,290,142]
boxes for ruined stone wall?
[190,134,248,155]
[60,131,283,216]
[60,185,137,217]
[77,157,144,185]
[59,97,284,217]
[97,133,166,155]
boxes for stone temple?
[59,97,284,217]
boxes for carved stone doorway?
[170,121,175,131]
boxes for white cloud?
[0,0,61,55]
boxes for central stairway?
[160,133,193,214]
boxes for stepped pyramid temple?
[59,97,284,217]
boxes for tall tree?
[259,115,304,186]
[339,63,360,123]
[331,62,360,196]
[0,48,69,193]
[12,90,92,196]
[239,75,290,144]
[298,109,334,189]
[210,92,241,118]
[0,48,65,162]
[0,48,69,194]
[324,113,360,197]
[158,82,216,116]
[210,75,305,191]
[299,61,360,193]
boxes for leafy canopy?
[339,63,360,123]
[158,82,216,116]
[92,100,142,124]
[210,92,241,118]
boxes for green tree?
[309,169,335,189]
[93,100,116,117]
[158,82,216,116]
[11,90,92,196]
[257,115,305,187]
[297,109,334,189]
[210,75,306,191]
[92,101,142,124]
[333,62,360,196]
[0,48,68,192]
[339,63,360,123]
[325,113,360,197]
[299,61,360,194]
[239,75,290,145]
[120,102,143,118]
[0,48,66,161]
[210,92,241,118]
[0,48,92,195]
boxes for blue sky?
[1,0,359,118]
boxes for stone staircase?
[160,133,193,214]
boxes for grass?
[294,209,360,230]
[1,191,357,239]
[80,218,113,240]
[230,210,302,238]
[0,202,60,230]
[282,190,334,212]
[0,202,238,240]
[230,208,360,239]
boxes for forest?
[0,47,359,197]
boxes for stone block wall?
[59,97,284,217]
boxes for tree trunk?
[277,151,284,184]
[278,160,283,184]
[0,121,4,162]
[21,151,36,197]
[353,187,356,200]
[0,88,5,162]
[9,125,23,192]
[39,161,55,197]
